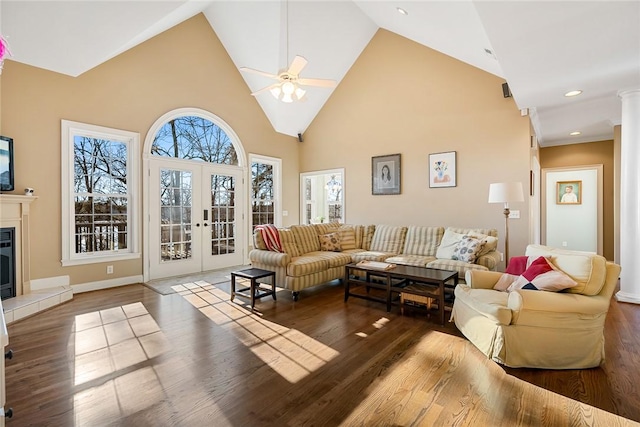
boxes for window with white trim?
[249,154,282,229]
[61,120,140,266]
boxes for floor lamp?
[488,182,524,268]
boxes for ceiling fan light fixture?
[397,7,408,16]
[270,86,282,99]
[282,81,296,95]
[282,93,294,103]
[295,87,306,100]
[570,131,581,136]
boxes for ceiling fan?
[240,55,337,103]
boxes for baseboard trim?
[71,275,144,294]
[615,290,640,305]
[30,275,71,291]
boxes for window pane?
[151,116,238,165]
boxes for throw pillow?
[467,231,498,257]
[508,256,578,292]
[494,273,519,291]
[319,232,342,252]
[435,228,465,259]
[451,235,484,263]
[337,225,357,250]
[505,256,529,275]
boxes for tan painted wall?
[303,29,532,263]
[539,140,614,260]
[0,15,300,285]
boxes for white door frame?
[541,164,603,254]
[142,108,248,282]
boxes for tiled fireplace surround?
[0,195,73,324]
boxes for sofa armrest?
[507,290,610,327]
[464,270,503,289]
[476,251,500,270]
[249,249,291,267]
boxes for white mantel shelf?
[0,194,38,204]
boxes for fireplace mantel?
[0,194,37,296]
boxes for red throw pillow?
[521,256,554,281]
[505,256,528,275]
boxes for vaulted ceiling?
[1,1,638,147]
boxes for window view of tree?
[73,136,128,254]
[151,116,238,165]
[159,169,192,261]
[251,162,274,227]
[210,174,236,255]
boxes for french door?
[148,159,244,280]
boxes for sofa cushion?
[525,245,607,296]
[287,256,329,277]
[279,229,302,257]
[369,225,407,253]
[255,224,283,252]
[507,256,578,292]
[402,226,444,257]
[291,225,321,254]
[319,232,342,252]
[337,225,357,250]
[384,254,436,267]
[351,251,397,263]
[305,251,353,268]
[451,235,484,263]
[494,273,519,291]
[435,228,465,259]
[313,222,341,236]
[466,231,498,257]
[427,259,489,278]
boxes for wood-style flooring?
[5,279,640,426]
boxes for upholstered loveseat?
[249,222,500,300]
[451,244,621,369]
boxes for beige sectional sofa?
[452,244,621,369]
[249,222,500,300]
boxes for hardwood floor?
[5,280,640,426]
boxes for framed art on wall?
[557,180,582,204]
[429,151,456,188]
[372,153,401,195]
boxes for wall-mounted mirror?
[300,168,345,225]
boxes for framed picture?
[372,153,401,195]
[429,151,456,188]
[557,180,582,204]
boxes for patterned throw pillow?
[507,256,578,292]
[319,232,342,252]
[451,235,484,263]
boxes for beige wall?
[303,29,531,263]
[0,15,300,286]
[539,140,614,260]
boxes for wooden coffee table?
[344,263,458,325]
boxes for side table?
[230,268,277,311]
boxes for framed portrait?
[557,180,582,204]
[429,151,456,188]
[372,153,401,195]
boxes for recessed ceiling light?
[397,7,408,16]
[564,90,582,97]
[570,131,581,136]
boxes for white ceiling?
[1,1,638,147]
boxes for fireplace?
[0,228,16,300]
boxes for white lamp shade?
[488,182,524,205]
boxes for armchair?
[451,244,621,369]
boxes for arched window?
[151,115,238,165]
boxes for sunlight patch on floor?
[176,282,340,383]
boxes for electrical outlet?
[562,241,568,247]
[107,265,114,274]
[500,253,504,262]
[508,210,520,219]
[283,210,288,216]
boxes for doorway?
[143,108,247,281]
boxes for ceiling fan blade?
[287,55,308,76]
[297,77,337,88]
[251,83,281,96]
[239,67,279,80]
